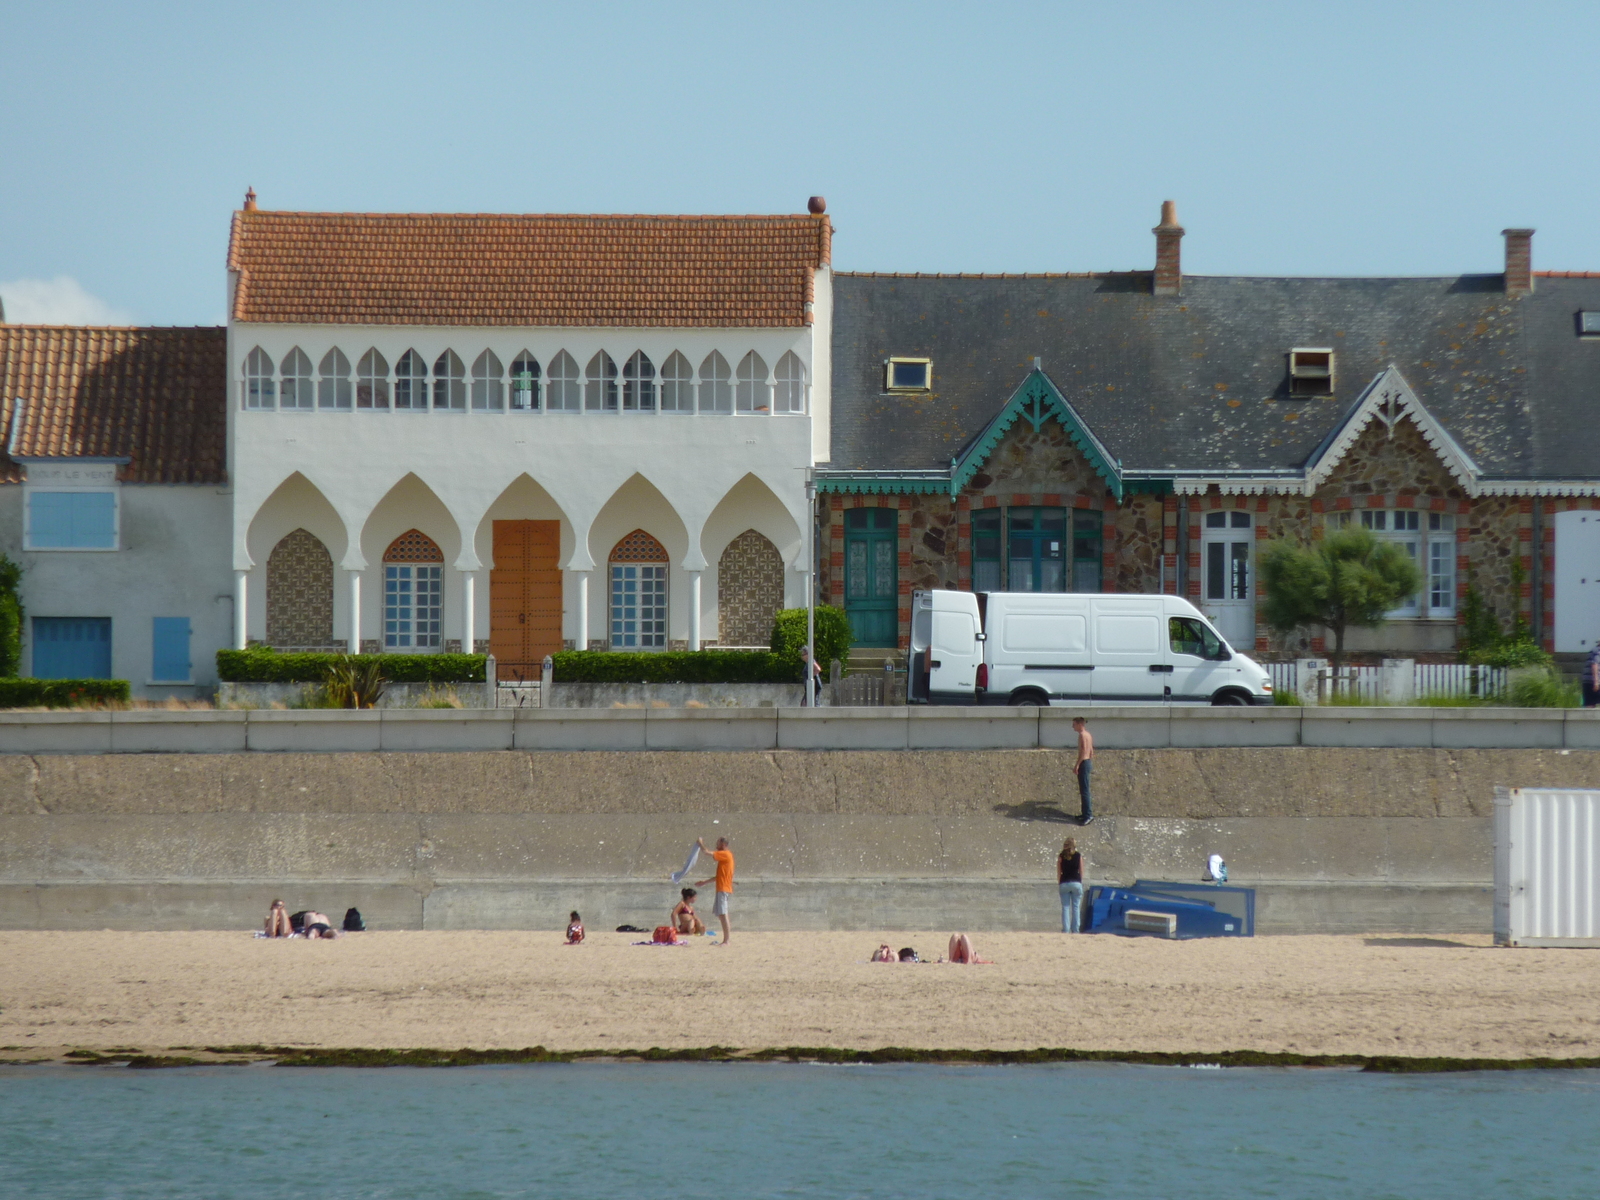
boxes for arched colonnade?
[239,469,803,670]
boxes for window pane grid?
[384,565,442,648]
[610,564,667,648]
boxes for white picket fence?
[1265,661,1507,703]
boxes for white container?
[1494,787,1600,947]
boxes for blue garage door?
[32,617,113,679]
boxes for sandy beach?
[3,930,1597,1062]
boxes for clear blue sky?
[3,1,1597,325]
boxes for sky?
[2,1,1598,326]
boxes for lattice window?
[773,351,806,414]
[318,347,352,410]
[610,529,668,563]
[384,529,445,563]
[395,349,427,410]
[660,351,693,413]
[433,350,466,411]
[699,351,732,414]
[281,347,313,410]
[266,528,335,647]
[586,350,618,411]
[357,348,390,409]
[471,349,504,411]
[623,350,656,411]
[510,351,541,411]
[243,347,275,409]
[717,529,784,647]
[736,351,770,413]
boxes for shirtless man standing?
[1072,717,1094,826]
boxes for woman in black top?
[1057,838,1085,933]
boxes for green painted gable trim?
[814,475,952,495]
[950,368,1125,502]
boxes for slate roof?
[829,271,1600,482]
[0,326,228,484]
[228,211,832,328]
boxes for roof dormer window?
[1289,348,1334,396]
[885,357,931,392]
[1579,311,1600,336]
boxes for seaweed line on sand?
[18,1046,1600,1074]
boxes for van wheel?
[1008,691,1047,708]
[1211,691,1249,706]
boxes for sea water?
[1,1062,1597,1199]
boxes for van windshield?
[1170,616,1229,661]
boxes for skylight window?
[1288,348,1334,396]
[1579,312,1600,336]
[885,357,931,392]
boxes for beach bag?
[343,907,365,932]
[652,925,678,944]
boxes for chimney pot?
[808,195,826,215]
[1153,199,1184,296]
[243,188,257,212]
[1503,228,1534,296]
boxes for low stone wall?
[4,746,1593,933]
[544,682,803,709]
[218,683,495,709]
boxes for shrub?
[1473,638,1551,670]
[0,678,131,708]
[217,648,485,683]
[0,555,22,677]
[324,657,387,709]
[551,650,791,684]
[1504,668,1579,709]
[771,605,853,668]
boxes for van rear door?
[928,604,982,701]
[1089,598,1168,701]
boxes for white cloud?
[0,275,134,325]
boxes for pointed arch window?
[699,351,732,414]
[395,349,428,410]
[383,529,444,649]
[547,350,580,411]
[280,348,314,410]
[610,530,668,649]
[510,351,541,411]
[774,351,807,414]
[243,347,275,409]
[433,350,466,411]
[357,349,390,409]
[585,350,618,411]
[471,349,505,411]
[660,351,693,413]
[736,351,770,413]
[318,348,353,410]
[623,351,656,412]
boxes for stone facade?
[820,406,1532,661]
[716,529,785,647]
[265,528,335,647]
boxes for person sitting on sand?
[947,933,991,964]
[301,910,338,939]
[671,889,705,936]
[566,911,585,944]
[870,944,897,963]
[264,899,292,938]
[897,947,919,962]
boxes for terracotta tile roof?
[1536,271,1600,278]
[0,326,227,484]
[227,211,833,328]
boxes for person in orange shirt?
[694,835,735,945]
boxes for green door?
[844,508,898,646]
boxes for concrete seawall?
[6,746,1597,934]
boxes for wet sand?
[2,930,1596,1062]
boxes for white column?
[462,571,476,654]
[687,570,702,650]
[234,570,249,649]
[348,570,362,654]
[574,570,590,650]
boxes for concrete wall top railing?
[2,705,1600,754]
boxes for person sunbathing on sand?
[671,889,705,936]
[264,899,292,938]
[870,944,897,963]
[301,911,339,939]
[947,933,991,964]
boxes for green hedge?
[0,678,131,707]
[771,605,853,667]
[551,650,794,684]
[217,649,486,684]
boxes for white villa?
[226,195,833,678]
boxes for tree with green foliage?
[1258,528,1422,667]
[0,554,23,678]
[771,605,852,672]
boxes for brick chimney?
[243,188,257,212]
[1153,200,1184,296]
[1503,228,1534,296]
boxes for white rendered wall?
[0,484,234,694]
[230,324,818,649]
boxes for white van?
[908,589,1274,707]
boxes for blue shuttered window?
[27,492,117,549]
[151,617,191,682]
[32,618,113,679]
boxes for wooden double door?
[490,520,562,679]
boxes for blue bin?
[1086,885,1252,938]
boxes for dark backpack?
[289,910,308,932]
[342,907,365,932]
